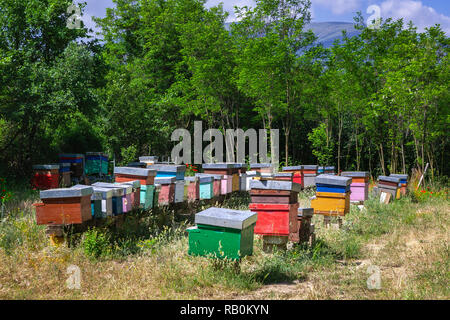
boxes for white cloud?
[379,0,450,34]
[312,0,362,15]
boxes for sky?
[79,0,450,34]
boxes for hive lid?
[33,164,60,170]
[92,182,125,196]
[114,167,157,177]
[316,174,352,186]
[195,207,257,230]
[195,173,223,180]
[250,163,273,168]
[378,176,401,183]
[341,171,369,177]
[282,165,303,171]
[120,180,141,188]
[149,164,186,173]
[202,163,234,169]
[245,170,261,177]
[71,184,103,200]
[139,156,158,162]
[250,179,302,192]
[298,208,314,217]
[390,174,408,180]
[127,162,147,168]
[154,177,176,184]
[303,165,318,170]
[40,187,93,199]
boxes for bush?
[82,228,112,260]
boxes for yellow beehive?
[232,174,240,192]
[311,192,350,216]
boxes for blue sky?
[80,0,450,34]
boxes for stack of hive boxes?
[114,167,157,209]
[341,171,369,203]
[202,163,234,194]
[33,186,93,225]
[59,154,84,181]
[311,174,352,217]
[150,164,186,204]
[85,152,109,176]
[249,179,301,251]
[282,166,304,189]
[377,176,401,201]
[32,165,60,190]
[138,156,158,167]
[303,165,318,187]
[390,174,408,197]
[186,207,257,260]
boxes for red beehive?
[185,176,200,202]
[250,203,299,238]
[155,177,175,205]
[282,166,304,189]
[32,165,60,190]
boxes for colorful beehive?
[303,165,318,187]
[174,180,185,203]
[282,165,304,189]
[141,184,156,209]
[341,171,369,202]
[114,167,156,186]
[311,174,352,216]
[91,186,113,217]
[250,163,273,174]
[150,164,186,180]
[119,180,141,209]
[196,174,224,197]
[92,183,124,215]
[233,163,247,191]
[34,186,93,225]
[154,177,176,205]
[195,174,216,200]
[202,163,235,194]
[138,156,159,167]
[377,176,401,200]
[71,184,103,218]
[184,176,200,202]
[32,165,60,190]
[249,179,301,242]
[85,152,108,175]
[245,171,261,190]
[93,182,132,213]
[59,154,84,178]
[59,163,71,187]
[186,207,258,260]
[390,174,408,196]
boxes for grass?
[0,184,448,299]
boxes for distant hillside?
[225,21,361,48]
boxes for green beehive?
[187,207,258,260]
[140,184,155,209]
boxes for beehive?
[140,184,156,209]
[59,154,84,178]
[91,186,113,217]
[184,176,200,202]
[149,164,186,181]
[195,174,216,200]
[71,184,103,218]
[154,177,176,205]
[187,207,257,260]
[390,174,408,196]
[174,180,185,203]
[34,187,93,225]
[85,152,108,175]
[118,180,141,209]
[282,165,304,189]
[377,176,401,200]
[92,183,124,215]
[303,165,318,187]
[114,167,156,186]
[32,165,60,190]
[341,171,369,202]
[202,163,239,192]
[311,175,352,216]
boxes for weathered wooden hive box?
[120,180,141,209]
[202,163,234,194]
[184,176,200,202]
[303,165,318,187]
[114,167,156,186]
[71,184,103,218]
[91,186,113,217]
[59,154,84,178]
[341,171,369,202]
[245,171,261,191]
[282,165,304,188]
[34,186,93,225]
[186,207,258,260]
[150,164,186,181]
[311,174,352,216]
[390,174,408,196]
[195,174,223,197]
[138,156,159,167]
[249,180,301,242]
[377,176,401,199]
[93,182,132,213]
[59,163,71,187]
[32,164,60,190]
[250,163,273,174]
[92,182,124,215]
[154,177,176,205]
[195,174,216,200]
[85,152,108,175]
[296,208,314,244]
